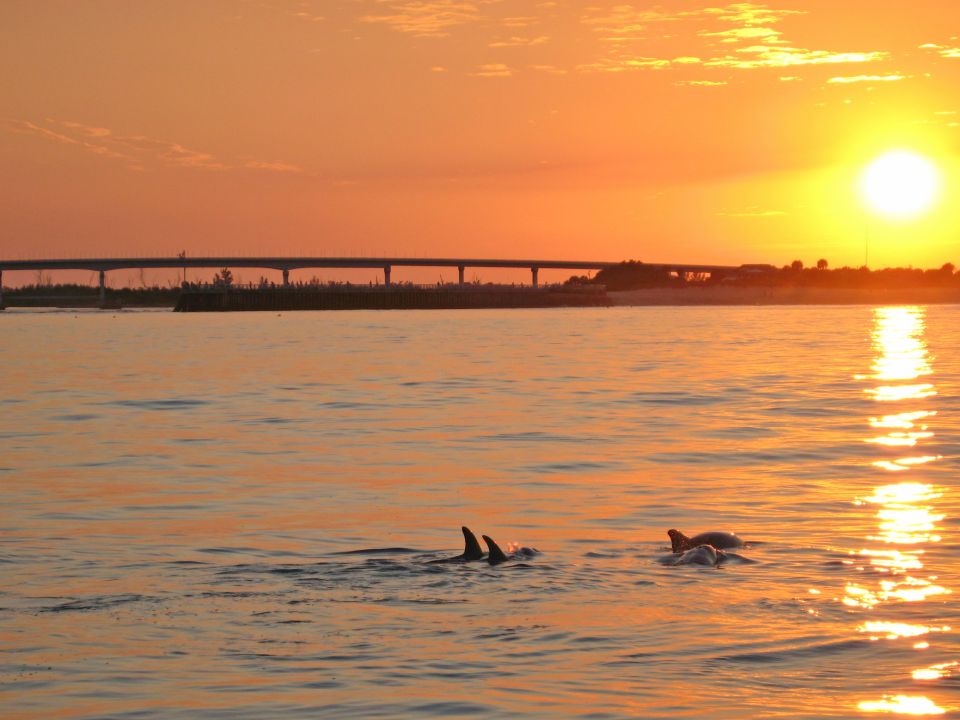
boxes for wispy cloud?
[5,120,129,160]
[920,42,960,59]
[701,3,803,27]
[718,207,787,218]
[705,48,886,70]
[827,74,906,84]
[579,2,887,76]
[580,6,679,44]
[501,16,539,29]
[6,119,301,174]
[470,63,513,77]
[488,35,549,48]
[529,64,567,75]
[676,79,727,86]
[701,26,782,44]
[359,1,483,37]
[243,160,303,172]
[577,57,671,73]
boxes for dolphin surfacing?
[668,528,744,554]
[670,544,726,566]
[460,526,484,561]
[664,543,755,567]
[427,526,486,563]
[481,535,539,566]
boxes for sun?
[861,151,941,218]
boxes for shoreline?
[5,285,960,311]
[610,286,960,306]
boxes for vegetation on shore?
[2,283,180,306]
[566,260,960,291]
[5,260,960,307]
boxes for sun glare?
[861,151,941,218]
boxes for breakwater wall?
[175,285,610,312]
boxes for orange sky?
[2,1,960,280]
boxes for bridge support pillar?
[531,266,539,288]
[98,270,106,308]
[458,265,465,287]
[282,268,290,286]
[384,266,392,287]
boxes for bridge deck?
[0,256,742,273]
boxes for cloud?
[488,35,549,48]
[529,64,567,75]
[470,63,513,77]
[701,26,782,43]
[255,0,324,23]
[578,3,886,75]
[359,1,483,37]
[717,208,787,218]
[501,16,539,28]
[576,57,671,73]
[920,43,960,59]
[243,160,303,173]
[701,3,803,26]
[580,6,679,43]
[705,47,887,69]
[676,79,727,86]
[6,119,301,174]
[6,119,128,159]
[59,120,113,137]
[827,74,906,84]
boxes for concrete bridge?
[0,256,747,307]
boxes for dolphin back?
[482,535,510,565]
[461,526,484,561]
[673,545,721,566]
[669,528,743,552]
[668,529,691,553]
[688,531,743,550]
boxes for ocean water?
[1,305,958,719]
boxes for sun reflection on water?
[912,662,960,681]
[857,621,950,640]
[858,695,945,715]
[872,456,942,472]
[867,307,932,381]
[850,308,952,715]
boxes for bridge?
[0,256,748,307]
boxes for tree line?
[566,260,960,291]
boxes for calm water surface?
[1,305,958,719]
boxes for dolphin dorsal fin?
[482,535,509,565]
[461,526,484,561]
[668,529,693,553]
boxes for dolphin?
[427,526,486,563]
[668,528,744,554]
[481,535,539,566]
[662,543,755,567]
[670,544,728,566]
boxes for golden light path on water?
[848,308,953,716]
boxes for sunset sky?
[3,1,960,281]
